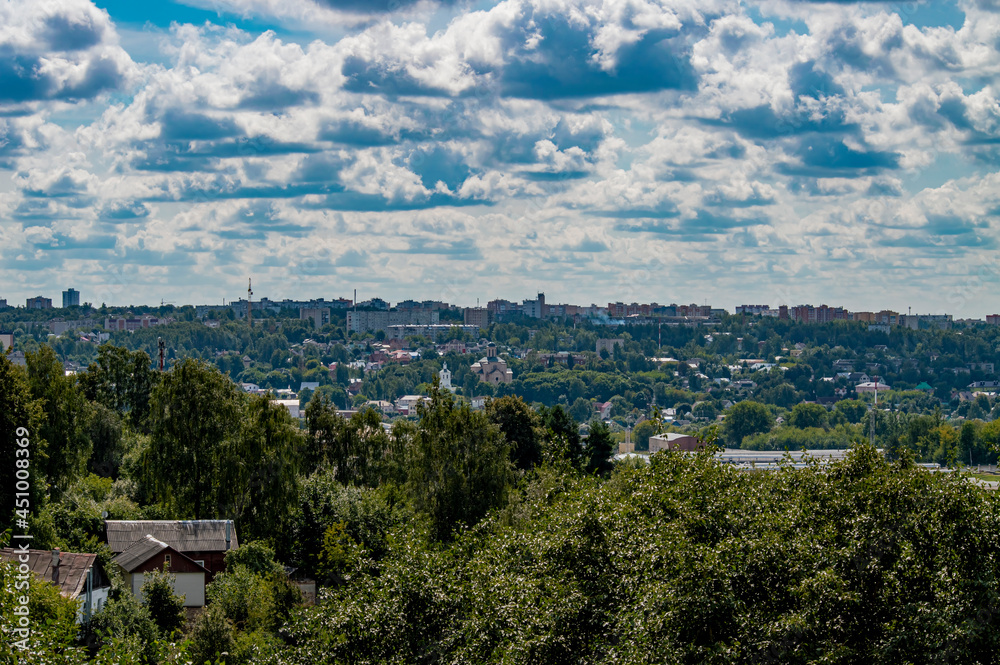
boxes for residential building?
[273,399,301,418]
[486,299,520,320]
[347,309,439,333]
[113,535,209,607]
[789,304,849,323]
[522,293,546,319]
[0,299,8,309]
[104,519,238,581]
[595,401,613,419]
[395,394,429,415]
[105,316,166,331]
[0,548,110,622]
[300,307,331,330]
[649,433,702,453]
[987,315,1000,325]
[26,296,52,309]
[464,307,490,329]
[62,288,80,308]
[856,381,891,394]
[968,363,995,373]
[386,324,477,341]
[0,332,12,352]
[596,338,624,355]
[899,313,952,330]
[50,319,100,336]
[356,297,389,310]
[470,343,513,384]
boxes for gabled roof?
[0,548,98,598]
[105,520,238,554]
[114,535,209,574]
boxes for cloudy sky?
[2,0,1000,315]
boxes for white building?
[439,363,452,390]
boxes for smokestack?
[51,549,60,585]
[225,520,231,551]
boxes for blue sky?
[2,0,1000,316]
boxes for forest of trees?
[3,315,1000,662]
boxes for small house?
[113,535,208,607]
[105,519,238,580]
[0,548,110,622]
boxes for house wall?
[131,572,205,607]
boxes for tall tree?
[540,405,583,467]
[146,359,242,518]
[407,384,514,540]
[78,344,158,431]
[0,353,44,532]
[485,395,542,471]
[219,394,302,542]
[26,345,92,496]
[584,419,616,476]
[722,400,775,447]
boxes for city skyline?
[1,0,1000,316]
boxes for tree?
[788,402,829,429]
[146,358,242,518]
[141,567,186,637]
[569,397,593,423]
[835,398,868,425]
[187,604,236,665]
[407,382,514,540]
[220,393,302,542]
[306,394,393,486]
[0,353,43,532]
[540,405,583,466]
[631,420,659,452]
[723,400,775,446]
[584,420,615,476]
[486,395,542,471]
[78,343,157,430]
[26,345,92,496]
[87,402,124,478]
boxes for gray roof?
[0,548,97,598]
[113,535,208,573]
[105,520,238,554]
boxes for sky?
[1,0,1000,316]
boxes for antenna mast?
[247,278,253,328]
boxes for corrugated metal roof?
[0,548,97,598]
[113,535,210,573]
[105,520,239,554]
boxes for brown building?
[105,519,238,581]
[113,535,209,607]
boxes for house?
[856,381,891,394]
[113,535,208,607]
[299,381,320,393]
[395,395,429,415]
[105,520,238,580]
[272,399,301,418]
[595,401,613,419]
[0,548,110,622]
[915,382,934,392]
[363,400,396,414]
[649,433,702,452]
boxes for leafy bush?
[187,604,236,665]
[140,567,186,637]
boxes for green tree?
[141,567,186,637]
[540,405,583,466]
[584,419,615,476]
[407,383,514,540]
[220,394,302,542]
[26,345,92,496]
[146,358,242,518]
[187,604,236,665]
[723,400,775,446]
[0,354,43,532]
[78,343,158,430]
[788,402,829,429]
[631,420,659,452]
[485,395,542,471]
[569,396,593,423]
[835,398,868,424]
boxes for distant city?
[3,288,999,340]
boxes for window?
[194,560,205,567]
[164,554,171,567]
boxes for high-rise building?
[62,288,80,308]
[26,296,52,309]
